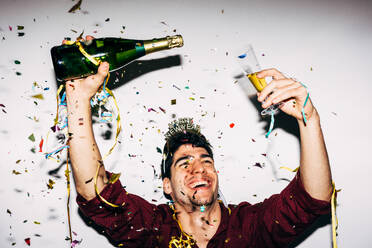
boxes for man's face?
[163,144,218,208]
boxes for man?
[66,54,333,247]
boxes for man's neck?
[173,201,222,247]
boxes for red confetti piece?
[9,26,12,31]
[24,238,30,246]
[229,123,235,128]
[39,138,44,152]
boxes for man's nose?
[191,160,206,174]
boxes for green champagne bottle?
[51,35,184,83]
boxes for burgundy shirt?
[77,172,331,247]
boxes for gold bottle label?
[143,35,183,54]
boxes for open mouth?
[189,180,210,189]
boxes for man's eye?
[180,161,190,167]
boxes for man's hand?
[256,68,315,122]
[65,61,109,101]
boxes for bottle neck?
[143,35,183,54]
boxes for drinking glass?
[235,44,282,116]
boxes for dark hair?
[160,130,214,198]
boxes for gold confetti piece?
[108,173,121,184]
[47,179,55,189]
[171,99,176,105]
[279,166,299,172]
[33,221,41,225]
[12,170,21,175]
[16,159,21,164]
[31,94,44,100]
[68,0,82,13]
[189,97,195,101]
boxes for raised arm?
[256,68,332,201]
[66,60,110,200]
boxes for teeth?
[191,181,208,188]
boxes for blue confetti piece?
[238,53,247,59]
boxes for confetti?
[14,60,21,64]
[24,238,31,246]
[156,147,162,154]
[85,178,93,184]
[148,108,157,113]
[108,173,121,184]
[39,138,44,152]
[159,107,166,113]
[31,94,44,100]
[171,99,176,105]
[229,123,235,128]
[189,97,195,101]
[173,84,181,90]
[7,209,12,216]
[47,179,55,189]
[253,162,263,168]
[68,0,82,13]
[238,53,247,59]
[28,134,35,142]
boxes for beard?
[189,190,217,207]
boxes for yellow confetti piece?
[189,97,195,101]
[47,179,55,189]
[33,221,41,225]
[108,173,121,184]
[31,94,44,100]
[279,166,299,172]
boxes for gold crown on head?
[164,118,201,142]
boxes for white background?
[0,0,371,247]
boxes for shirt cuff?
[76,172,125,215]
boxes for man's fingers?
[257,68,286,80]
[91,62,109,83]
[258,78,293,102]
[86,35,95,41]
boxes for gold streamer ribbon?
[65,154,73,244]
[169,204,196,248]
[331,182,338,248]
[64,39,101,66]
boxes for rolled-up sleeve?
[247,173,332,247]
[76,172,160,247]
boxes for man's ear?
[163,177,172,195]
